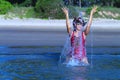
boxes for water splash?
[90,26,94,68]
[79,11,83,18]
[59,5,93,67]
[66,57,89,67]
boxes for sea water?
[0,46,120,80]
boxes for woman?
[60,6,97,66]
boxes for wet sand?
[0,18,120,47]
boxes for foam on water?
[62,57,89,67]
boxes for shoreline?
[0,17,120,28]
[0,17,120,47]
[0,17,120,34]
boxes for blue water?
[0,46,120,80]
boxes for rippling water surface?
[0,46,120,80]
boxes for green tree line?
[5,0,120,7]
[0,0,120,19]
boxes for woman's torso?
[70,31,86,60]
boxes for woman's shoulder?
[69,31,74,37]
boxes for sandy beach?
[0,17,120,47]
[0,17,120,30]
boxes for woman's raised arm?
[62,7,71,35]
[84,6,98,35]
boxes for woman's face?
[76,23,82,31]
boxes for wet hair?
[73,17,86,31]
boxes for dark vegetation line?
[0,0,120,19]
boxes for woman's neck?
[74,30,81,33]
[74,30,80,37]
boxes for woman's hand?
[91,6,98,14]
[62,7,69,16]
